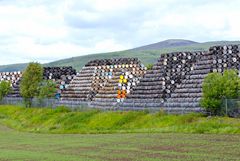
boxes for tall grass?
[0,105,239,134]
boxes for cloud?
[0,0,240,65]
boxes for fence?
[2,97,239,116]
[221,99,240,117]
[0,97,57,108]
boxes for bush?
[201,70,240,115]
[38,80,57,104]
[20,62,43,107]
[0,81,12,101]
[146,64,153,70]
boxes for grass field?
[0,105,240,160]
[0,124,240,161]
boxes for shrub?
[146,64,153,70]
[0,81,12,101]
[38,80,57,104]
[201,70,240,115]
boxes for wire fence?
[1,97,240,117]
[0,97,57,108]
[221,99,240,117]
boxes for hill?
[131,39,198,51]
[0,39,240,72]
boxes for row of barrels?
[164,52,213,110]
[0,71,22,97]
[0,71,22,86]
[210,45,240,73]
[60,58,147,106]
[87,59,146,107]
[43,67,77,97]
[43,66,76,80]
[165,44,240,110]
[90,63,146,108]
[0,66,77,98]
[127,51,203,101]
[85,58,141,66]
[59,66,96,101]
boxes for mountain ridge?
[130,39,199,51]
[0,39,240,72]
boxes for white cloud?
[0,0,240,65]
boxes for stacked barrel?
[57,58,145,108]
[210,45,240,72]
[90,62,146,108]
[0,71,22,97]
[119,51,203,110]
[164,44,240,112]
[60,66,97,103]
[43,67,76,95]
[164,51,212,112]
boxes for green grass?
[0,124,240,161]
[0,105,240,134]
[0,105,240,160]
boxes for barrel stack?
[89,59,146,109]
[0,71,22,97]
[59,58,146,107]
[0,66,76,98]
[43,66,77,96]
[1,44,240,113]
[60,66,97,104]
[164,44,240,112]
[119,51,204,111]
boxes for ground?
[0,124,239,161]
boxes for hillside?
[131,39,198,51]
[0,40,240,72]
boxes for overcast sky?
[0,0,240,65]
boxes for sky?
[0,0,240,65]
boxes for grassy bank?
[0,105,239,134]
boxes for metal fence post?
[225,99,228,116]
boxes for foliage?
[0,81,12,101]
[146,64,153,70]
[201,70,240,115]
[20,62,43,107]
[38,80,57,100]
[0,105,239,134]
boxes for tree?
[38,80,57,100]
[200,69,240,115]
[20,62,43,107]
[0,81,12,101]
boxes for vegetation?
[146,63,153,70]
[38,80,57,100]
[1,40,240,72]
[20,62,43,107]
[0,81,12,101]
[0,105,239,134]
[201,70,240,115]
[0,123,240,161]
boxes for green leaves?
[38,80,57,99]
[0,81,12,101]
[201,69,240,115]
[20,62,43,107]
